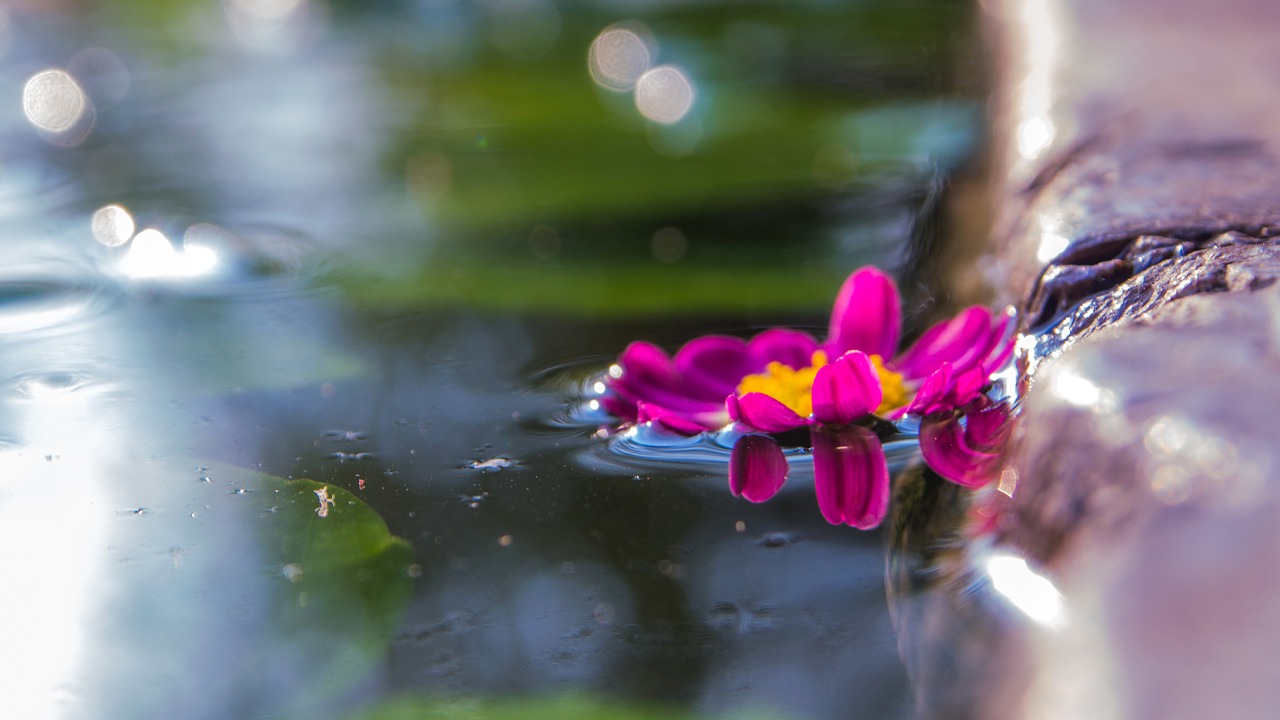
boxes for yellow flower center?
[871,355,910,414]
[736,350,829,417]
[735,350,910,418]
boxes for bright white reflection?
[635,65,695,124]
[0,382,108,719]
[22,69,88,133]
[1050,368,1113,410]
[588,23,653,91]
[120,228,219,279]
[1036,231,1070,263]
[984,552,1068,630]
[1015,0,1060,161]
[1017,116,1054,160]
[91,205,135,247]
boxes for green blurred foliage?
[345,692,795,720]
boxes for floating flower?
[601,266,1016,529]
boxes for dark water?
[0,2,980,718]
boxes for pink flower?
[606,267,1012,434]
[603,265,1016,529]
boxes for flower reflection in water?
[600,266,1017,529]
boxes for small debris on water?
[467,457,512,471]
[314,486,335,518]
[757,531,800,548]
[459,492,488,509]
[330,451,374,462]
[322,429,367,442]
[282,564,303,583]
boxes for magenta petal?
[944,366,987,409]
[616,341,680,389]
[894,306,994,379]
[729,434,789,502]
[811,425,890,529]
[674,335,756,400]
[903,363,952,416]
[919,413,1003,488]
[811,351,881,424]
[825,267,901,359]
[731,392,809,433]
[978,310,1017,374]
[636,401,725,435]
[748,328,820,370]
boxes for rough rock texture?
[896,1,1280,718]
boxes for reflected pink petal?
[811,351,881,424]
[894,306,993,379]
[811,425,890,529]
[729,434,789,502]
[826,267,900,359]
[964,399,1014,449]
[919,413,1003,488]
[748,328,820,370]
[729,392,809,433]
[600,394,638,423]
[674,335,756,400]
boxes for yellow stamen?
[736,350,828,417]
[735,350,911,418]
[869,355,909,415]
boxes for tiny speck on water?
[230,488,248,495]
[406,564,423,579]
[498,534,513,547]
[44,454,59,462]
[735,520,746,533]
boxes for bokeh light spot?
[635,65,695,125]
[22,69,88,133]
[588,23,653,92]
[91,205,135,247]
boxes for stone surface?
[894,1,1280,718]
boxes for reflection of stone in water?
[388,559,636,693]
[684,530,909,720]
